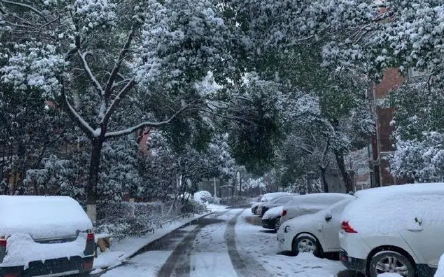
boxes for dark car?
[0,196,95,277]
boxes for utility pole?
[213,177,217,197]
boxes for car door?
[322,199,353,252]
[399,194,444,268]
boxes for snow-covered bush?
[391,132,444,182]
[96,200,206,239]
[194,190,218,203]
[180,200,206,214]
[96,202,163,240]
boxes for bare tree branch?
[1,0,48,22]
[104,103,192,139]
[60,78,94,139]
[104,24,138,98]
[78,50,104,96]
[101,79,136,125]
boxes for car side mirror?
[325,211,332,222]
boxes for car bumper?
[277,231,292,252]
[339,249,366,273]
[0,256,94,277]
[262,218,277,229]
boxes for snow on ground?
[92,212,211,273]
[235,209,345,277]
[206,203,228,212]
[190,214,237,277]
[100,249,172,277]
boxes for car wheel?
[293,235,320,256]
[274,217,281,232]
[369,251,415,277]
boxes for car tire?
[274,217,281,232]
[369,250,415,277]
[293,235,321,256]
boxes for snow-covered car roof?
[0,196,92,239]
[342,183,444,234]
[260,192,294,202]
[284,193,353,208]
[261,195,298,208]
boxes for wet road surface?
[101,208,363,277]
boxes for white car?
[339,183,444,277]
[280,193,354,225]
[277,198,354,256]
[250,192,292,215]
[0,196,95,277]
[256,194,298,217]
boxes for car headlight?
[284,225,291,233]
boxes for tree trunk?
[86,137,103,223]
[320,166,329,193]
[334,150,353,193]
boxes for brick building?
[368,68,406,186]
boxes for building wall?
[371,68,406,186]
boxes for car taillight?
[4,273,20,277]
[87,232,95,242]
[341,221,357,233]
[282,210,287,216]
[0,237,7,248]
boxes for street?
[100,208,364,277]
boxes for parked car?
[250,192,292,215]
[0,196,95,277]
[280,193,354,225]
[263,193,353,232]
[256,194,298,217]
[339,183,444,277]
[262,206,285,231]
[277,198,355,257]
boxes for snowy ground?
[93,210,223,273]
[100,207,347,277]
[235,209,345,277]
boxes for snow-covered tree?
[1,0,230,218]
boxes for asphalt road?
[98,208,364,277]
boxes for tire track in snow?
[157,210,230,277]
[225,209,274,277]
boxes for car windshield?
[3,1,443,276]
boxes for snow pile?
[0,196,92,239]
[342,184,444,234]
[262,206,283,219]
[194,191,212,203]
[435,253,444,277]
[2,234,86,268]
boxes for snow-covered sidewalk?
[92,204,227,274]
